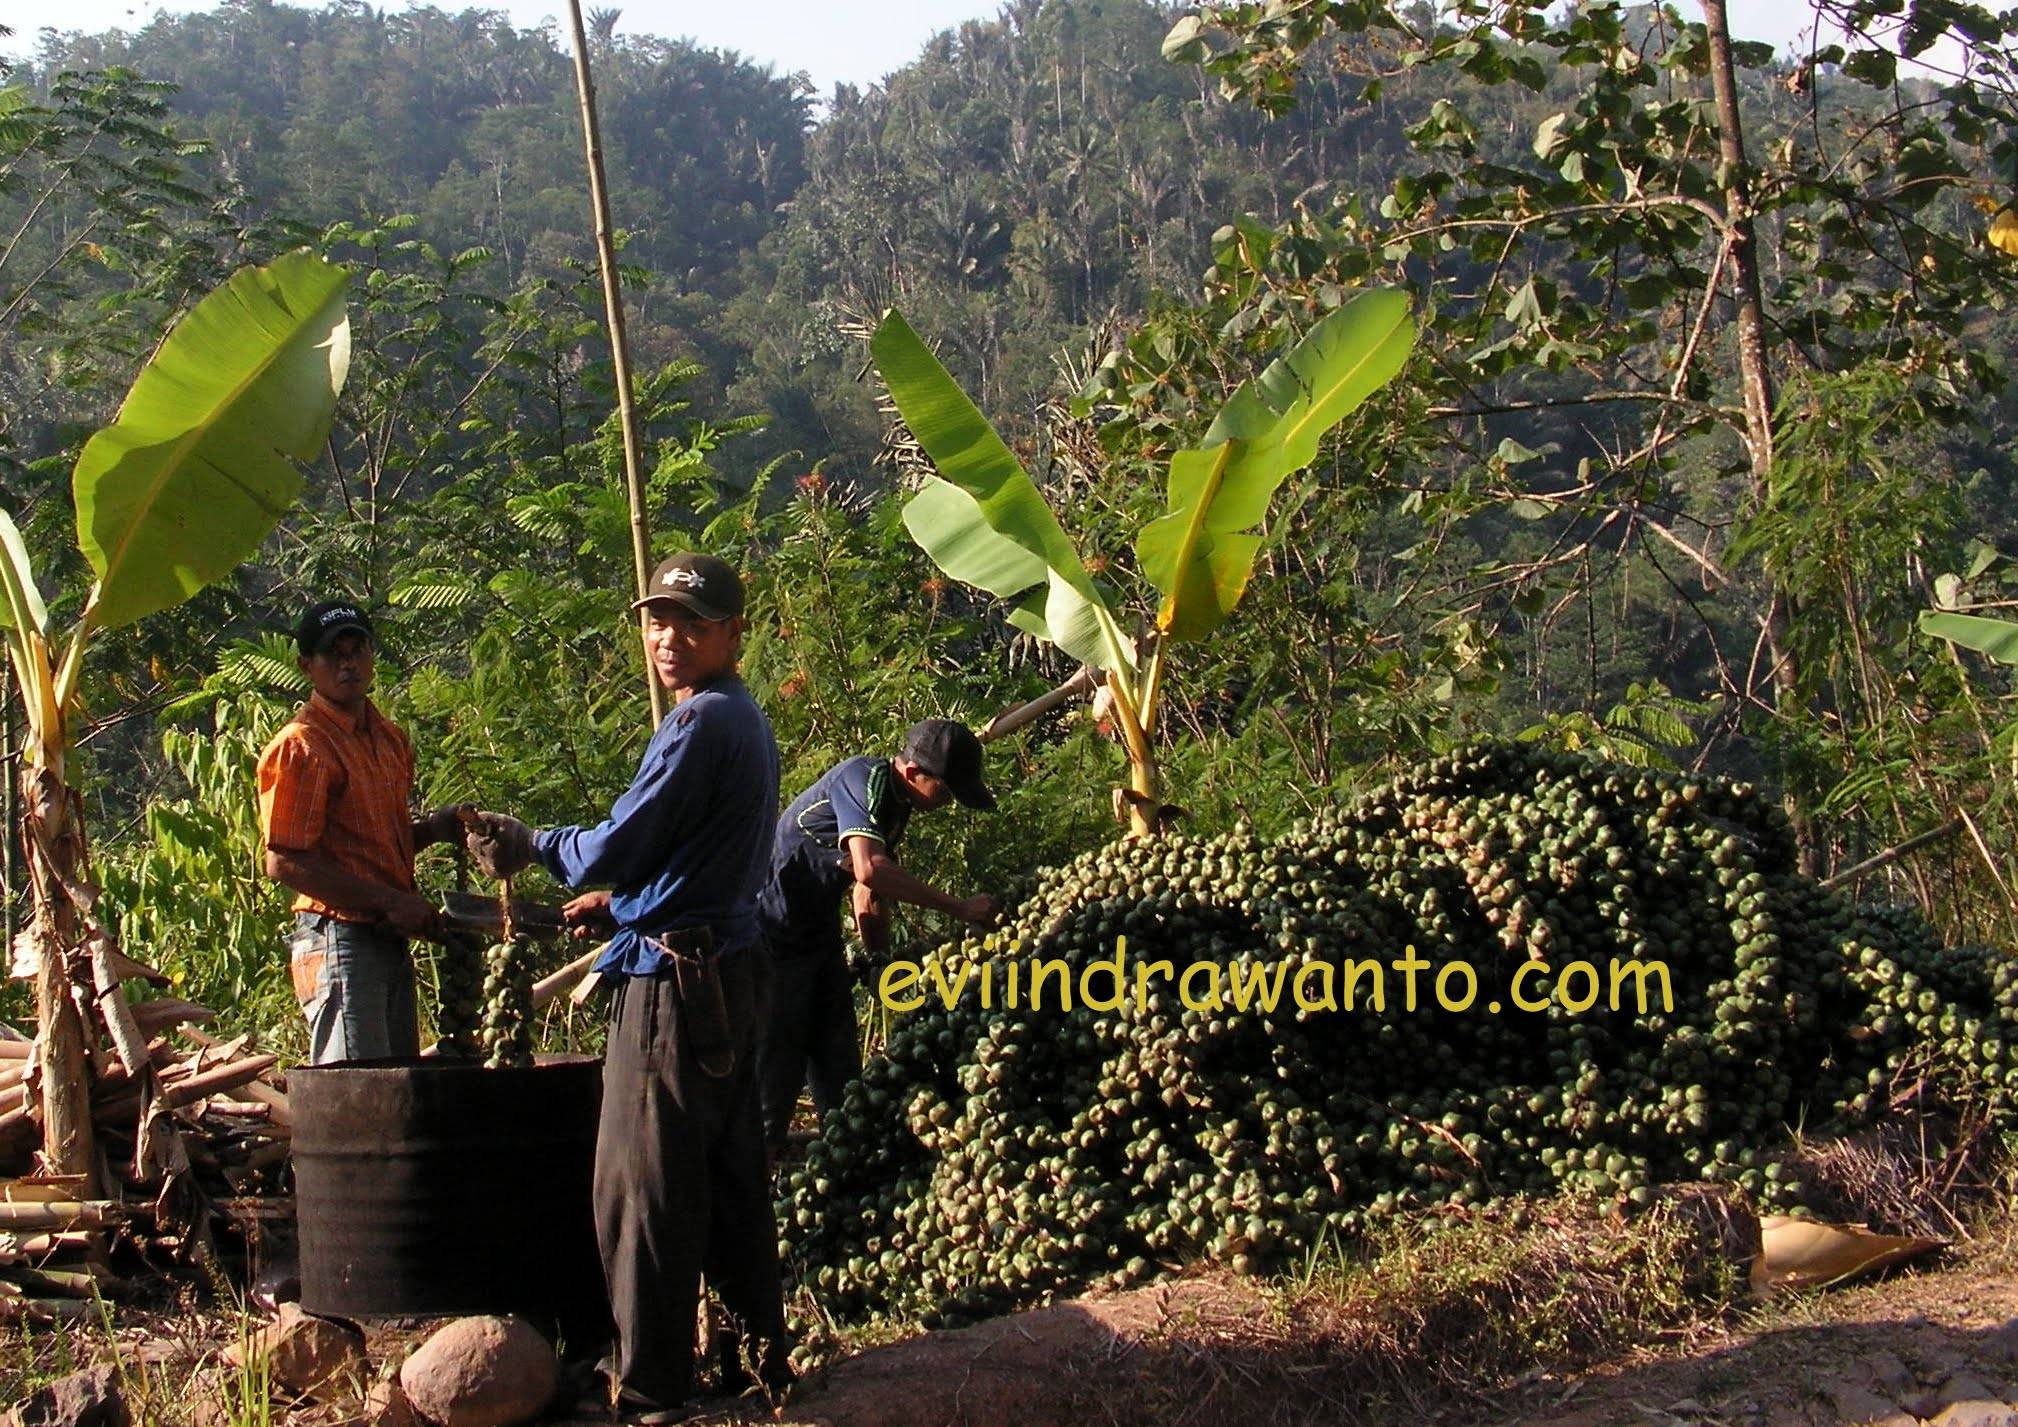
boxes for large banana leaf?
[1137,289,1415,641]
[1921,610,2018,665]
[0,504,60,762]
[876,310,1133,673]
[0,505,48,636]
[73,250,351,630]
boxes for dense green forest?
[4,0,2018,1042]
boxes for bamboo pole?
[531,945,602,1011]
[0,1201,118,1230]
[565,0,665,726]
[1820,818,1967,891]
[979,666,1098,744]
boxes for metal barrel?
[291,1056,607,1341]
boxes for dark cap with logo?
[902,718,995,810]
[633,552,745,621]
[295,600,373,657]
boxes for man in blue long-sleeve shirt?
[468,552,789,1423]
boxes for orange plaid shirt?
[257,694,418,922]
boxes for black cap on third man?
[295,600,373,657]
[902,718,996,810]
[633,552,745,621]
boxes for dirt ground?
[22,1219,2018,1425]
[742,1234,2018,1427]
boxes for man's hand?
[382,889,443,940]
[416,803,473,849]
[852,882,890,953]
[465,811,537,880]
[561,889,616,941]
[957,893,1002,927]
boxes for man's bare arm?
[845,838,998,925]
[266,848,440,938]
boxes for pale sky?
[0,0,1972,94]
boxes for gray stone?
[5,1366,130,1427]
[1824,1379,1918,1427]
[1943,1376,2007,1408]
[1983,1318,2018,1365]
[398,1316,558,1427]
[1929,1402,2018,1427]
[1862,1350,1917,1398]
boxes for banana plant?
[1921,611,2018,666]
[872,289,1415,836]
[1,249,350,1181]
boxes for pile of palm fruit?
[432,933,535,1066]
[479,937,536,1069]
[779,741,2013,1325]
[434,933,485,1058]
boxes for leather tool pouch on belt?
[655,928,735,1079]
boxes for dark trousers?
[595,954,786,1407]
[757,943,861,1153]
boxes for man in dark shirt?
[755,719,1001,1156]
[466,552,787,1422]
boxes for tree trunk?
[1700,0,1820,875]
[21,766,96,1189]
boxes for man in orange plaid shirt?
[258,600,462,1064]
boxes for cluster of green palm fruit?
[480,937,536,1069]
[779,741,2013,1327]
[434,933,485,1058]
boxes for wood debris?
[0,1005,293,1319]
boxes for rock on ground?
[398,1315,558,1427]
[778,1278,1269,1427]
[4,1365,130,1427]
[362,1378,420,1427]
[223,1302,368,1401]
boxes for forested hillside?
[4,0,2017,1021]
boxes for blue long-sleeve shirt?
[535,675,780,976]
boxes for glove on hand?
[466,811,537,880]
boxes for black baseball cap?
[295,600,373,657]
[633,552,745,621]
[902,718,995,810]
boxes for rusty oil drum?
[291,1056,607,1339]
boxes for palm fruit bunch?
[780,740,2016,1327]
[433,932,485,1058]
[480,937,536,1069]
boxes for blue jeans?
[288,913,420,1065]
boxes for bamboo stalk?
[0,1176,90,1203]
[0,1294,94,1322]
[107,948,170,987]
[0,1231,91,1258]
[0,1201,118,1230]
[565,0,664,726]
[158,1054,280,1111]
[179,1028,289,1126]
[131,998,216,1033]
[197,1100,271,1121]
[2,1266,107,1299]
[531,946,603,1011]
[979,666,1098,744]
[1820,818,1966,890]
[87,933,151,1080]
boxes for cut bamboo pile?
[0,995,293,1322]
